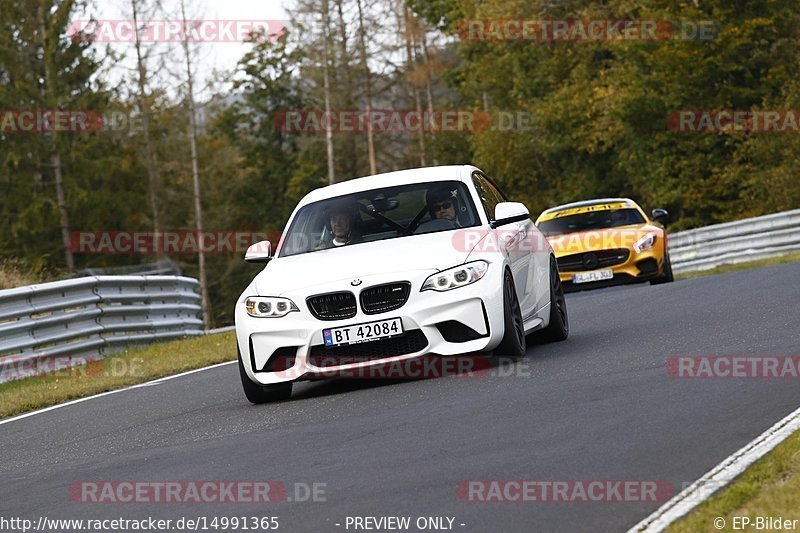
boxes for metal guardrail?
[77,258,182,277]
[0,276,203,383]
[669,209,800,273]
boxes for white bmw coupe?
[235,165,568,402]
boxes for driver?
[425,187,461,227]
[319,199,361,248]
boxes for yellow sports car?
[535,198,673,291]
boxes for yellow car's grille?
[557,249,630,272]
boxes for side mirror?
[491,202,530,228]
[244,240,273,264]
[651,208,669,225]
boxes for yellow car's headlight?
[633,232,658,253]
[245,296,299,318]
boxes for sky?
[91,0,291,98]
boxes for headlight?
[634,232,658,253]
[244,296,299,318]
[421,260,489,292]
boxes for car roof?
[299,165,477,206]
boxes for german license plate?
[323,317,404,347]
[573,269,614,284]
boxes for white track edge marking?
[628,404,800,532]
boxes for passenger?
[425,187,462,227]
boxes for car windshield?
[278,180,480,257]
[537,208,645,236]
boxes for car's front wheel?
[539,256,569,342]
[651,252,675,285]
[495,270,526,358]
[238,349,292,403]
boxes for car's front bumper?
[557,242,667,291]
[235,265,506,385]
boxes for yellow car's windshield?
[538,208,645,236]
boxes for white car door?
[471,172,537,319]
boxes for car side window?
[483,175,508,203]
[471,172,503,221]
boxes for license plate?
[573,269,614,284]
[323,318,404,347]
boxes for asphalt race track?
[2,263,799,533]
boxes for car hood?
[255,231,474,296]
[547,223,662,256]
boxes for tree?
[409,0,800,226]
[128,0,165,240]
[0,0,109,270]
[178,0,210,329]
[356,0,377,174]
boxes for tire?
[539,256,569,342]
[650,252,674,285]
[495,269,526,359]
[238,349,292,403]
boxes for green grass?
[0,259,68,290]
[0,332,236,420]
[676,252,800,280]
[668,430,800,532]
